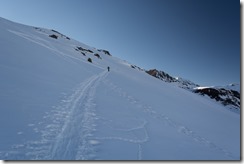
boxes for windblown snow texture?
[0,17,240,160]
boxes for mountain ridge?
[143,68,240,111]
[0,17,240,160]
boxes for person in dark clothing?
[107,66,110,72]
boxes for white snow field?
[0,17,240,160]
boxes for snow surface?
[0,17,240,160]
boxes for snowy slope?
[145,69,240,111]
[0,17,240,160]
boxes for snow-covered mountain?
[145,69,200,90]
[145,69,240,111]
[194,84,240,112]
[0,17,240,160]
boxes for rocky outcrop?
[145,69,239,111]
[76,46,93,53]
[98,49,112,56]
[87,58,92,63]
[194,85,240,110]
[146,69,177,83]
[51,29,70,40]
[131,65,144,71]
[146,69,199,90]
[49,34,58,39]
[94,53,102,59]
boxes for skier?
[107,66,110,72]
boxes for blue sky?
[0,0,240,86]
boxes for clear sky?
[0,0,240,86]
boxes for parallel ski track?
[4,71,108,160]
[49,71,108,160]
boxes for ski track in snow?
[3,71,108,160]
[49,71,108,160]
[1,70,237,160]
[102,79,237,160]
[93,118,148,160]
[0,19,238,160]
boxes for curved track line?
[103,79,238,160]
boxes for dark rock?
[77,46,85,51]
[145,68,240,111]
[131,65,144,71]
[194,87,240,109]
[98,49,112,56]
[87,58,92,63]
[87,49,93,53]
[146,69,177,83]
[51,29,70,40]
[51,29,61,34]
[194,88,221,100]
[76,46,93,53]
[94,54,102,59]
[49,34,58,39]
